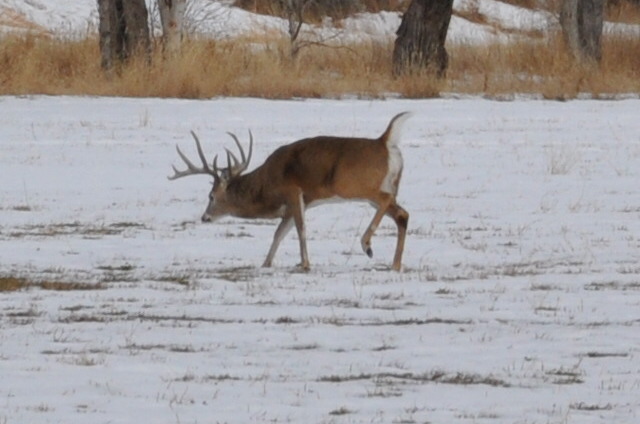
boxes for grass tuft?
[0,276,103,292]
[0,277,28,292]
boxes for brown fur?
[225,136,390,215]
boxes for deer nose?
[201,214,212,223]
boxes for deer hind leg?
[385,203,409,271]
[263,215,294,268]
[360,195,393,259]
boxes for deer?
[168,112,411,271]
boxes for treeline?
[0,0,639,99]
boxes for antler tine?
[212,154,220,176]
[225,131,253,176]
[225,148,240,168]
[168,145,202,180]
[167,131,219,181]
[247,130,253,165]
[226,132,246,163]
[225,150,233,172]
[176,144,197,170]
[190,131,213,173]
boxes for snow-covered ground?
[1,96,640,423]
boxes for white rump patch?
[380,112,410,194]
[381,145,402,194]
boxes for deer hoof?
[361,239,373,257]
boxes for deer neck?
[226,172,284,219]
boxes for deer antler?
[168,131,220,182]
[169,130,253,181]
[225,131,253,177]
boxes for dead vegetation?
[5,222,147,239]
[0,277,28,292]
[318,371,511,387]
[0,16,639,99]
[0,276,103,292]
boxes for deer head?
[168,130,253,222]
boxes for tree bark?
[97,0,150,70]
[392,0,453,77]
[121,0,151,59]
[560,0,605,64]
[97,0,123,70]
[158,0,187,55]
[281,0,313,58]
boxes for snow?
[1,95,640,423]
[0,0,612,43]
[457,0,555,32]
[0,0,98,34]
[1,2,640,423]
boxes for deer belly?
[380,146,402,194]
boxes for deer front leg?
[263,215,294,268]
[291,192,310,271]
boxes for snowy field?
[1,96,640,424]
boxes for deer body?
[170,112,411,271]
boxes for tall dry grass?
[447,34,639,98]
[1,30,639,99]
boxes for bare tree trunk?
[392,0,453,77]
[97,0,150,70]
[122,0,151,58]
[560,0,605,64]
[158,0,187,55]
[97,0,124,70]
[281,0,313,58]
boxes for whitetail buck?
[169,112,411,271]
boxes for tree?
[392,0,453,77]
[97,0,151,70]
[560,0,605,65]
[158,0,187,55]
[281,0,313,58]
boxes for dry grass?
[0,276,102,291]
[447,32,640,98]
[607,0,640,23]
[0,29,639,99]
[0,277,28,292]
[0,33,441,98]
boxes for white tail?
[169,112,411,271]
